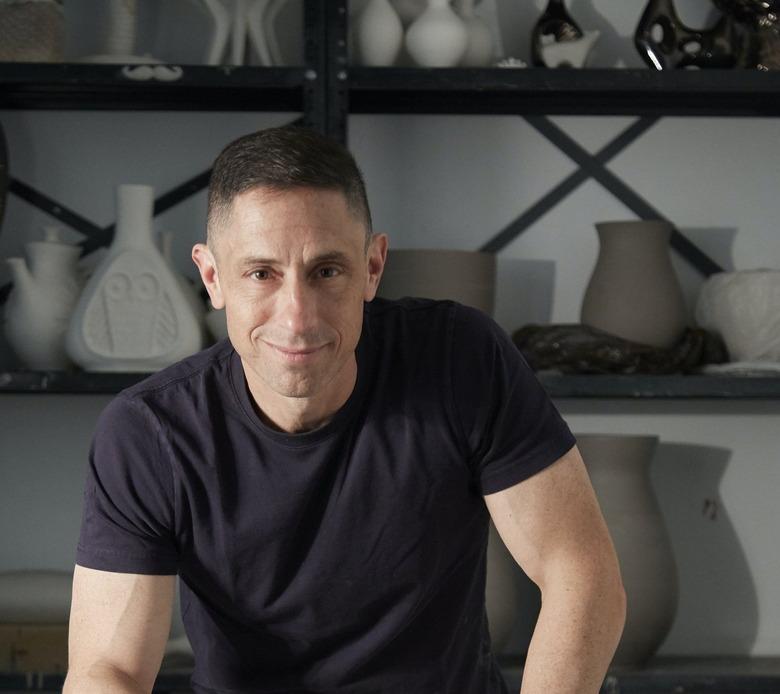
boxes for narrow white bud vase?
[355,0,404,66]
[454,0,494,66]
[405,0,468,67]
[66,184,203,372]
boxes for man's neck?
[242,358,358,435]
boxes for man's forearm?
[519,578,627,694]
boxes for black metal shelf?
[538,373,780,399]
[0,62,308,111]
[3,65,780,116]
[0,370,149,394]
[348,67,780,117]
[3,369,780,398]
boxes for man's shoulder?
[117,338,235,404]
[365,296,497,344]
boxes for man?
[65,126,626,694]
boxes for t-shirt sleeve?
[449,303,577,495]
[75,394,179,575]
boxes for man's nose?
[278,276,318,336]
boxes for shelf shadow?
[651,441,758,655]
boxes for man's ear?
[364,233,388,302]
[192,243,225,309]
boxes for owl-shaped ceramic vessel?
[66,184,203,371]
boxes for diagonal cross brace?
[518,115,723,277]
[480,117,659,254]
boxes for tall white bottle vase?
[104,0,137,55]
[454,0,494,66]
[405,0,468,67]
[66,185,203,372]
[4,228,82,370]
[355,0,404,66]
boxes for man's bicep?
[66,564,176,693]
[483,444,616,589]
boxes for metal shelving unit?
[1,1,779,692]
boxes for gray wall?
[2,0,779,660]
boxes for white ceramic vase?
[695,269,780,363]
[454,0,494,66]
[581,220,688,349]
[355,0,404,66]
[4,227,82,370]
[576,434,678,669]
[66,184,203,372]
[405,0,468,67]
[377,248,496,316]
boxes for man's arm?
[63,564,176,694]
[484,444,626,694]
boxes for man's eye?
[318,267,340,279]
[252,269,272,280]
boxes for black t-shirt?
[75,297,576,694]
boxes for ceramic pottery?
[581,220,687,349]
[695,269,780,362]
[4,228,82,370]
[0,0,64,61]
[485,521,519,653]
[377,248,496,316]
[66,184,203,371]
[714,0,780,70]
[635,0,739,69]
[355,0,404,66]
[531,0,583,67]
[454,0,494,66]
[405,0,468,67]
[390,0,427,26]
[539,29,600,68]
[575,434,678,669]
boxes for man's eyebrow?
[238,251,352,268]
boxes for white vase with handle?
[4,227,82,370]
[405,0,468,67]
[66,184,203,372]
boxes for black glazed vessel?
[531,0,584,67]
[634,0,740,69]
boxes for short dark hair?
[206,125,373,252]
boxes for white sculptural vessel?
[695,268,780,364]
[66,184,203,372]
[4,227,82,370]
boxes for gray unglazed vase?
[581,220,688,349]
[377,248,496,316]
[576,434,678,669]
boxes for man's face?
[193,186,386,411]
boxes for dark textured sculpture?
[715,0,780,69]
[511,323,729,375]
[635,0,740,69]
[531,0,584,67]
